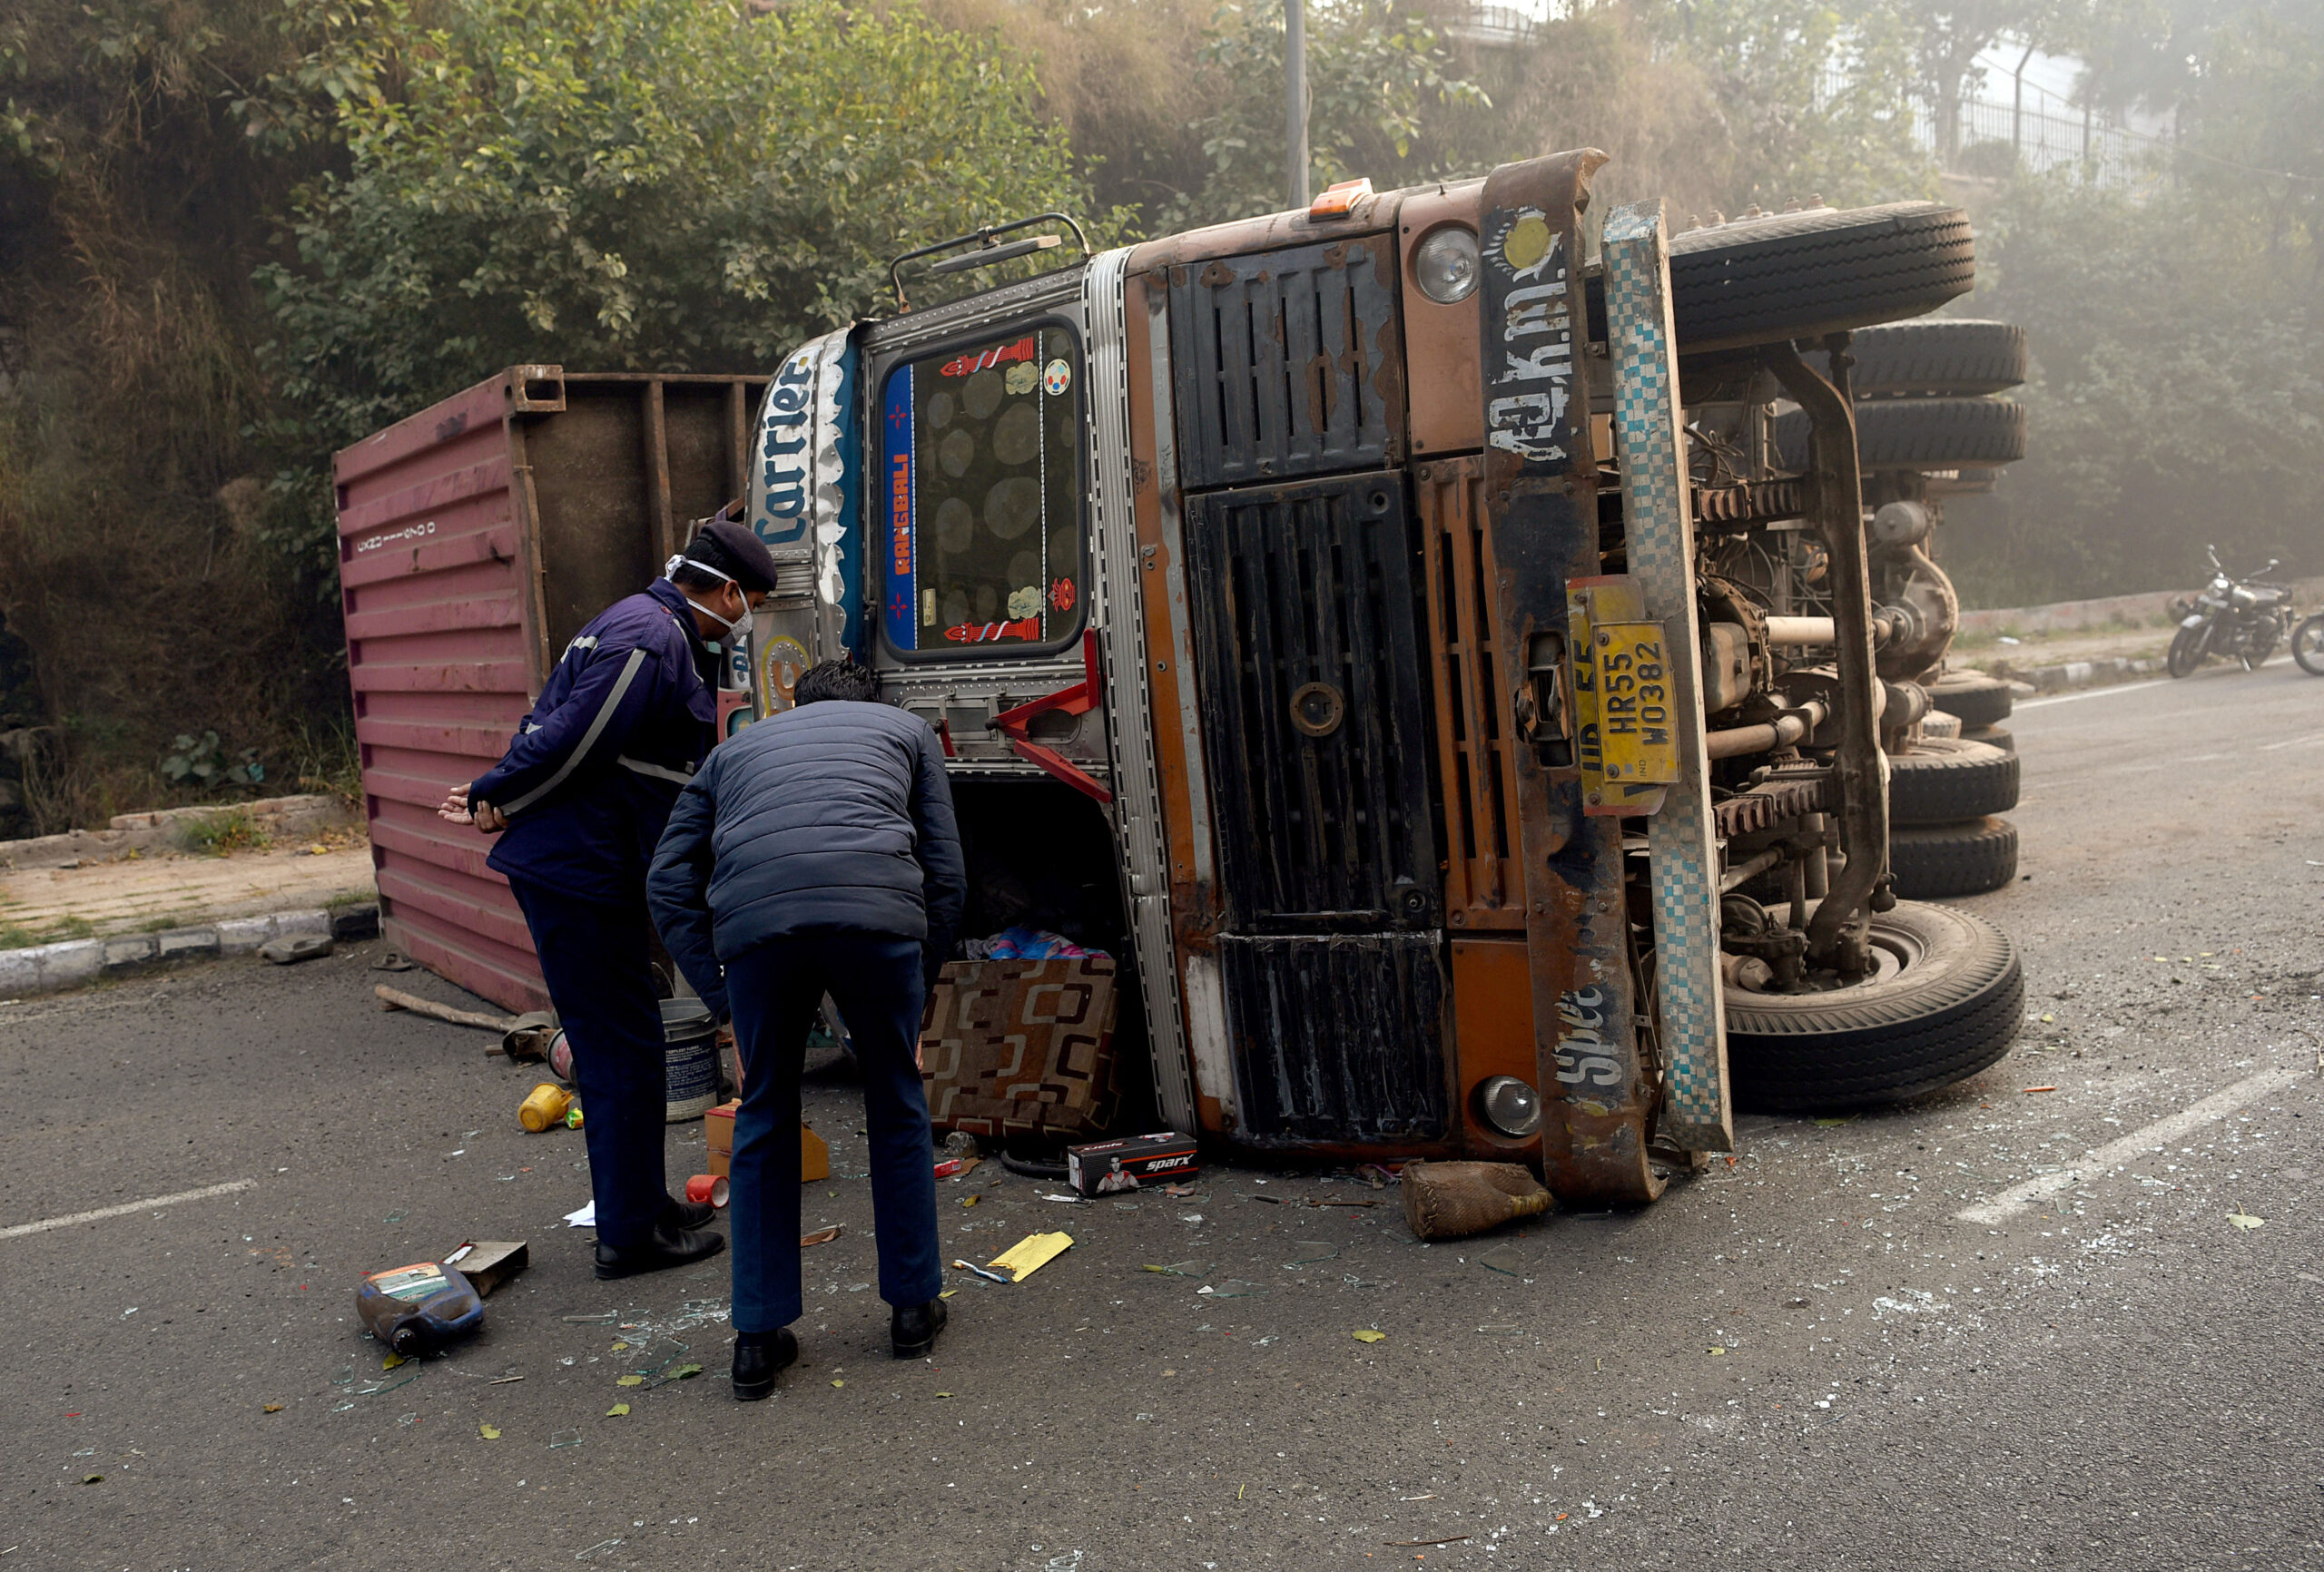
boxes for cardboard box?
[705,1100,737,1177]
[441,1239,528,1297]
[704,1102,829,1182]
[921,958,1122,1140]
[1067,1131,1199,1196]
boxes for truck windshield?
[878,324,1085,655]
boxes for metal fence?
[1817,64,2168,192]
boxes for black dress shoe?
[891,1297,948,1359]
[661,1193,718,1231]
[593,1225,726,1281]
[731,1328,799,1401]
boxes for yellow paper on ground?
[989,1231,1074,1282]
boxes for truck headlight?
[1476,1075,1542,1138]
[1413,226,1481,304]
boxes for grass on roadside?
[0,914,96,949]
[173,809,269,857]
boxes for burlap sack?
[1400,1160,1552,1240]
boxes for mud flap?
[1600,201,1733,1153]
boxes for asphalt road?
[3,659,2320,1570]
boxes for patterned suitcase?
[919,957,1122,1141]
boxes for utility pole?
[1285,0,1309,208]
[2010,41,2035,164]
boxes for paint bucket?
[662,997,721,1122]
[519,1082,574,1133]
[684,1174,730,1209]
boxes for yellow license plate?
[1590,621,1680,785]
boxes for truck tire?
[1725,900,2023,1112]
[1928,673,2013,728]
[1889,817,2019,899]
[1962,723,2014,753]
[1805,319,2027,397]
[1670,203,1975,355]
[1776,397,2028,471]
[1889,736,2019,823]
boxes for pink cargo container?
[335,365,769,1011]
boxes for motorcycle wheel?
[2166,623,2209,679]
[2295,614,2324,676]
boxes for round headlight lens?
[1476,1075,1542,1138]
[1413,226,1481,305]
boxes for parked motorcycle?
[2294,611,2324,676]
[2167,546,2295,678]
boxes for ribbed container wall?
[334,368,764,1012]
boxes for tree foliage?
[258,0,1105,570]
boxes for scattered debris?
[564,1202,597,1229]
[2023,1086,2058,1095]
[1197,1281,1263,1297]
[1067,1131,1199,1196]
[259,933,333,965]
[373,985,513,1031]
[1142,1260,1209,1277]
[605,1403,630,1417]
[520,1083,576,1132]
[478,1423,501,1440]
[952,1260,1012,1285]
[262,1403,284,1413]
[498,1012,557,1064]
[443,1240,529,1297]
[801,1225,842,1247]
[1401,1161,1551,1241]
[551,1429,583,1448]
[988,1232,1074,1282]
[1283,1242,1339,1267]
[370,948,419,972]
[357,1260,484,1356]
[1385,1536,1470,1547]
[2228,1211,2266,1230]
[1352,1330,1386,1343]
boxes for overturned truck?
[350,150,2010,1205]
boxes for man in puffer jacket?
[647,658,964,1400]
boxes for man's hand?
[437,785,507,833]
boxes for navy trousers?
[725,931,940,1332]
[509,880,668,1250]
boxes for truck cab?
[740,150,2023,1205]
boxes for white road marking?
[0,1179,256,1241]
[2258,731,2324,752]
[2016,679,2172,710]
[1955,1067,2301,1225]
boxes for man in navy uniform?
[648,658,963,1400]
[438,516,777,1280]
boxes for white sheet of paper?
[563,1201,596,1228]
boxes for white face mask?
[712,595,753,646]
[668,555,753,645]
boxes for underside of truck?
[743,149,2024,1207]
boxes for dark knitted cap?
[680,513,780,594]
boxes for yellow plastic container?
[519,1082,574,1133]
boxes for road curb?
[2011,653,2163,693]
[0,903,379,999]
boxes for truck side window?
[878,325,1086,655]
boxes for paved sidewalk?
[0,841,374,948]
